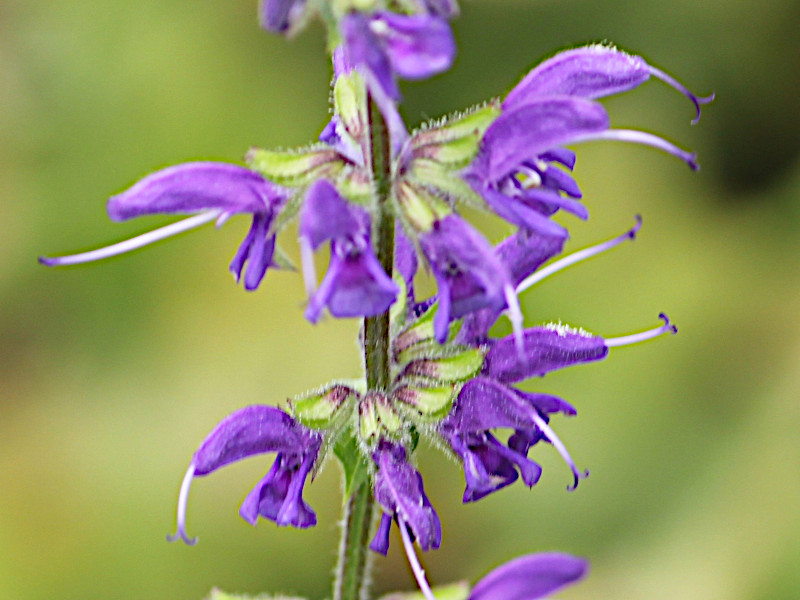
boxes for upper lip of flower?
[167,404,323,546]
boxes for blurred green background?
[2,1,799,599]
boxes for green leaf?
[333,433,370,499]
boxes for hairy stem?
[333,96,394,600]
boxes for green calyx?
[394,383,459,421]
[393,179,451,232]
[410,101,501,169]
[358,392,403,444]
[333,70,369,146]
[290,384,356,429]
[247,146,344,187]
[401,348,485,383]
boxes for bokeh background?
[2,1,799,599]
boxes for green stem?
[332,96,394,600]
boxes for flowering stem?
[333,96,394,600]
[364,97,395,391]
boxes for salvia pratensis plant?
[40,2,712,599]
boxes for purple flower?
[468,553,588,600]
[418,214,519,343]
[167,405,323,545]
[39,162,289,291]
[299,180,399,322]
[370,440,442,555]
[440,375,583,499]
[259,0,307,35]
[463,45,712,237]
[340,11,456,102]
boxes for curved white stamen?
[517,216,642,295]
[605,313,677,348]
[39,210,223,267]
[569,129,699,170]
[648,65,715,125]
[215,211,232,228]
[530,412,589,492]
[299,235,318,299]
[503,283,525,356]
[398,518,437,600]
[166,463,198,546]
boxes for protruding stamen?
[215,211,232,228]
[39,210,223,267]
[298,235,318,299]
[398,517,437,600]
[504,283,525,356]
[166,463,198,546]
[571,129,699,170]
[517,216,642,295]
[605,313,678,348]
[529,412,589,492]
[648,66,715,124]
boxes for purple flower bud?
[370,441,441,554]
[168,405,322,545]
[468,552,588,600]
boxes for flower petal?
[107,162,282,221]
[468,553,588,600]
[377,12,456,80]
[504,45,650,111]
[478,97,610,183]
[192,405,321,476]
[372,441,441,552]
[483,324,608,383]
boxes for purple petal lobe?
[504,45,650,110]
[305,238,399,321]
[480,97,610,182]
[299,180,362,249]
[239,451,318,528]
[483,325,608,383]
[376,12,456,80]
[192,405,320,476]
[259,0,306,33]
[369,513,393,555]
[468,553,589,600]
[107,162,281,221]
[419,215,512,342]
[372,441,441,552]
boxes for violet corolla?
[167,404,324,545]
[39,162,290,291]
